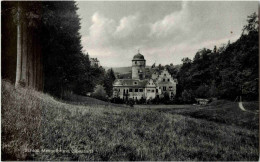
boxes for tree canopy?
[172,12,259,102]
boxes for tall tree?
[2,2,43,89]
[41,1,84,97]
[15,3,22,88]
[103,68,116,97]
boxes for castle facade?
[113,52,178,101]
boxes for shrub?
[181,90,193,103]
[126,99,135,107]
[195,85,210,98]
[137,97,146,104]
[111,97,124,104]
[91,85,107,101]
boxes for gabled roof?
[113,79,148,87]
[145,79,156,88]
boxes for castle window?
[156,89,158,93]
[147,89,151,92]
[164,74,166,76]
[135,61,137,65]
[129,89,133,92]
[134,81,138,85]
[168,79,170,82]
[163,86,166,91]
[135,89,138,92]
[152,90,155,92]
[139,89,143,92]
[163,79,165,82]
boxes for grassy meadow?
[1,80,259,161]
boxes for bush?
[126,99,135,107]
[195,85,210,98]
[111,97,124,104]
[136,97,146,104]
[91,85,107,101]
[181,90,193,103]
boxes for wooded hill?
[166,13,259,102]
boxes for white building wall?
[113,87,146,100]
[145,87,156,100]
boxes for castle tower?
[132,51,146,80]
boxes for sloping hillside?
[2,80,258,161]
[62,94,128,108]
[153,100,259,130]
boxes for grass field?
[150,101,259,130]
[2,80,259,161]
[62,93,129,108]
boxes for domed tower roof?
[132,52,145,61]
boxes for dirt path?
[238,102,246,111]
[238,102,258,114]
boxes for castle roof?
[132,53,145,61]
[113,79,148,87]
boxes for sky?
[77,1,257,67]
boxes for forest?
[2,1,115,99]
[164,12,258,102]
[2,1,258,103]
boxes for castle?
[113,52,178,101]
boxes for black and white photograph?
[1,0,259,161]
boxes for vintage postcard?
[1,1,259,161]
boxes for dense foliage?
[103,68,116,97]
[165,13,258,102]
[40,2,91,98]
[2,1,108,98]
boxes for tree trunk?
[15,5,22,88]
[21,23,27,85]
[39,46,43,91]
[14,3,43,91]
[33,32,37,89]
[41,62,44,91]
[38,40,43,91]
[26,26,30,87]
[28,29,33,87]
[32,32,35,88]
[36,39,40,90]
